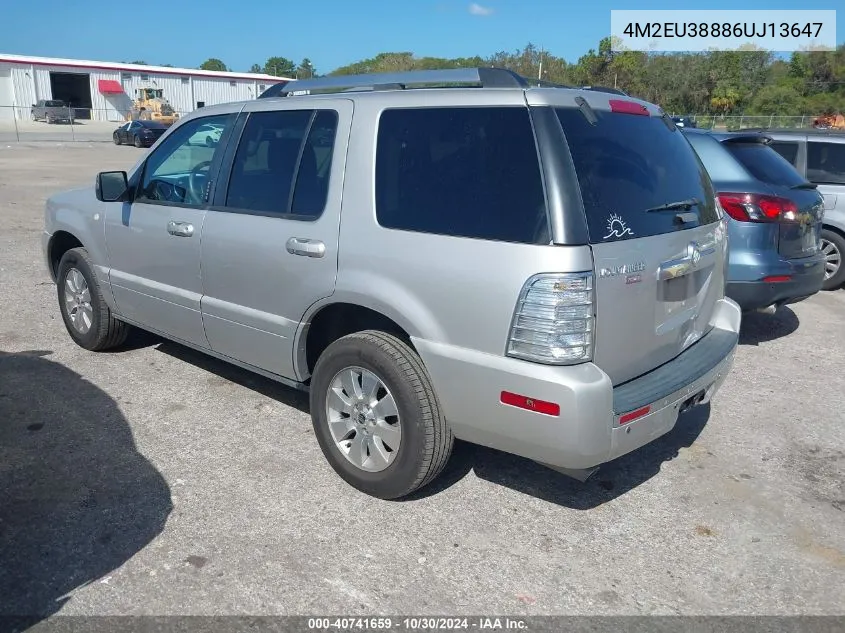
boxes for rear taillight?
[717,193,799,223]
[506,272,594,365]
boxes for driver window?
[137,113,235,206]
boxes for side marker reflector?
[500,391,560,416]
[619,406,651,425]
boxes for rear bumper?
[42,230,55,282]
[726,253,825,311]
[414,297,741,472]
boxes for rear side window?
[724,142,806,187]
[807,141,845,185]
[225,109,338,218]
[556,108,719,242]
[375,107,549,244]
[768,141,799,167]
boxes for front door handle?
[167,221,194,237]
[286,237,325,258]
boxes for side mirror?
[96,171,130,202]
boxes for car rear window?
[375,107,549,244]
[724,142,806,187]
[555,108,719,243]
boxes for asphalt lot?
[1,143,844,620]
[0,119,122,144]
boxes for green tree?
[748,84,804,115]
[249,63,263,73]
[264,57,296,77]
[322,42,845,118]
[200,58,228,72]
[296,58,317,78]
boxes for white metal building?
[0,54,289,122]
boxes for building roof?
[0,53,291,82]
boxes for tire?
[30,111,36,121]
[113,132,121,145]
[820,228,845,291]
[56,247,129,351]
[134,135,143,148]
[45,113,52,124]
[309,330,453,499]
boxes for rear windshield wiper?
[646,198,700,212]
[790,182,818,190]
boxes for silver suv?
[42,68,741,499]
[762,129,845,290]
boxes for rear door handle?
[286,237,325,258]
[167,221,194,237]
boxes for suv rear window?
[724,141,806,187]
[807,141,845,185]
[555,108,719,242]
[375,107,549,244]
[768,141,799,167]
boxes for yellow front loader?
[126,88,180,126]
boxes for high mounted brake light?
[609,99,649,116]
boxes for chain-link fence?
[0,105,191,143]
[674,114,823,131]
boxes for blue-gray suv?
[683,129,826,312]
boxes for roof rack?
[737,126,845,135]
[273,67,531,96]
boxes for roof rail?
[273,67,530,95]
[581,85,629,96]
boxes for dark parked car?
[113,120,168,148]
[684,129,826,313]
[31,99,74,124]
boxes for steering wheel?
[188,160,213,203]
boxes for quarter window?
[375,107,549,244]
[137,113,235,206]
[807,141,845,185]
[224,109,338,218]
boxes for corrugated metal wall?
[193,77,258,107]
[33,67,51,101]
[0,62,266,121]
[8,65,37,119]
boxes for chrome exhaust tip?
[757,304,778,315]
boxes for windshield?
[724,142,806,187]
[556,107,719,242]
[45,100,64,107]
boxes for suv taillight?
[506,273,594,365]
[717,192,799,223]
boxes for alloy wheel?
[820,237,841,281]
[63,267,93,334]
[325,366,401,473]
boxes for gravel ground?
[1,143,843,622]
